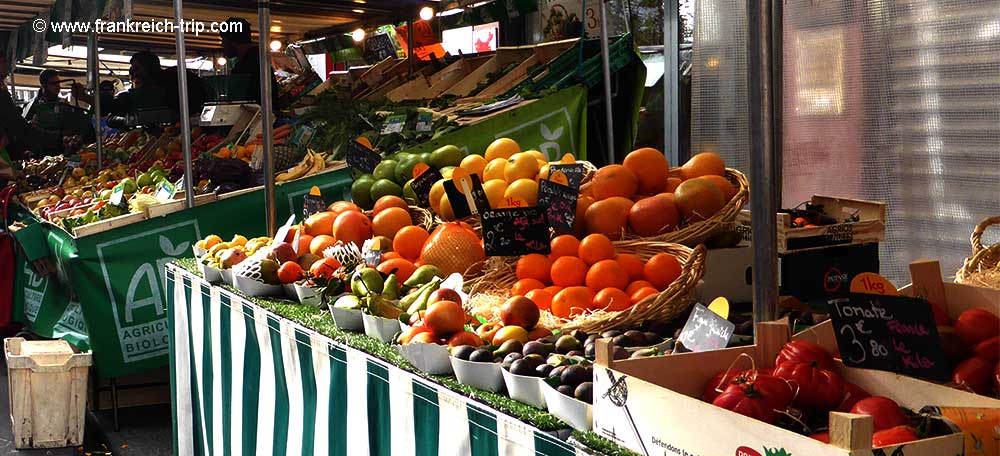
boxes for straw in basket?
[956,216,1000,289]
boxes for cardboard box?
[593,322,978,456]
[780,243,880,302]
[737,195,886,253]
[697,246,753,304]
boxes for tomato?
[703,369,749,403]
[973,336,999,362]
[952,357,994,395]
[836,382,871,412]
[871,425,918,447]
[775,340,835,371]
[712,382,782,424]
[809,432,830,443]
[774,362,845,411]
[850,396,908,431]
[954,308,999,347]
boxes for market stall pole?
[87,31,104,166]
[259,0,277,236]
[663,0,679,165]
[598,0,615,165]
[747,0,779,325]
[173,1,195,209]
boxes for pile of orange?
[579,149,734,239]
[511,233,682,319]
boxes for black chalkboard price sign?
[345,141,381,173]
[677,303,736,352]
[443,174,490,219]
[410,168,443,208]
[830,293,950,381]
[480,207,551,256]
[538,179,578,234]
[548,164,586,189]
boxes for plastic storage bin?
[5,338,92,449]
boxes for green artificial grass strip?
[571,431,643,456]
[173,258,568,431]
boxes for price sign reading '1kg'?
[345,140,381,174]
[480,207,551,256]
[830,293,950,381]
[538,179,578,234]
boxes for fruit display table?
[165,263,597,456]
[10,166,354,378]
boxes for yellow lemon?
[429,180,446,214]
[460,154,488,181]
[538,163,551,181]
[505,153,540,183]
[504,178,539,206]
[524,150,547,162]
[484,138,520,162]
[204,234,223,248]
[484,158,508,182]
[482,179,508,209]
[438,193,455,220]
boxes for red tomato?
[751,374,795,411]
[703,369,751,403]
[952,357,994,395]
[871,425,919,447]
[775,340,835,371]
[712,382,780,424]
[809,432,830,443]
[973,336,999,362]
[774,362,845,411]
[836,382,871,412]
[850,396,908,431]
[954,308,1000,347]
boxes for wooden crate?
[593,322,974,456]
[387,55,493,101]
[737,195,886,253]
[144,192,219,218]
[359,58,400,87]
[466,39,578,102]
[443,48,534,98]
[71,211,147,238]
[5,338,92,449]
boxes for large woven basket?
[366,205,437,234]
[619,168,750,246]
[956,216,1000,289]
[466,241,707,333]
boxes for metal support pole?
[598,0,615,166]
[259,0,277,236]
[771,0,783,198]
[173,1,195,209]
[663,0,679,165]
[407,19,415,78]
[747,0,778,326]
[87,32,104,166]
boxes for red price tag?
[850,273,899,296]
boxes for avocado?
[584,343,595,358]
[502,352,523,365]
[495,340,524,358]
[574,382,594,403]
[624,330,647,347]
[509,359,538,376]
[569,329,589,343]
[601,330,623,339]
[555,335,582,354]
[548,365,566,381]
[535,363,554,378]
[560,365,589,387]
[451,345,476,361]
[546,354,569,367]
[630,348,660,359]
[612,346,629,360]
[643,332,661,345]
[565,350,583,358]
[469,349,495,363]
[523,341,553,357]
[557,384,576,396]
[585,334,599,346]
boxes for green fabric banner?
[403,85,588,161]
[11,168,352,378]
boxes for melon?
[419,223,485,276]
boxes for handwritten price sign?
[538,179,578,234]
[481,207,550,256]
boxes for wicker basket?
[366,205,437,233]
[466,241,707,333]
[618,168,750,246]
[955,216,1000,289]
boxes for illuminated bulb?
[419,6,434,21]
[352,28,366,42]
[352,9,364,14]
[216,57,227,66]
[270,40,282,51]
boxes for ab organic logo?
[22,261,46,322]
[98,221,200,363]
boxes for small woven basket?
[466,241,707,333]
[956,216,1000,289]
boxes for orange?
[674,178,726,222]
[625,280,655,295]
[511,278,546,296]
[579,233,615,265]
[664,177,682,193]
[333,210,373,247]
[277,261,304,284]
[393,226,429,261]
[645,253,682,289]
[484,158,508,181]
[372,206,412,239]
[460,154,488,181]
[628,194,680,236]
[295,233,314,255]
[309,234,337,256]
[551,286,594,318]
[372,195,409,215]
[585,259,629,291]
[550,256,587,287]
[505,152,540,182]
[523,150,547,162]
[538,163,551,181]
[381,251,403,262]
[701,174,737,201]
[593,288,632,312]
[544,285,563,296]
[327,201,363,217]
[680,152,726,180]
[503,179,539,206]
[574,195,594,236]
[623,148,671,195]
[485,138,520,162]
[377,258,417,282]
[549,234,581,260]
[591,165,638,200]
[482,179,508,209]
[525,289,554,311]
[630,286,659,304]
[615,254,645,281]
[429,180,446,213]
[437,193,455,220]
[516,253,552,283]
[584,197,633,239]
[303,211,336,236]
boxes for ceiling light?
[419,6,434,21]
[269,40,282,51]
[216,57,227,66]
[352,28,366,42]
[352,9,364,14]
[270,25,282,33]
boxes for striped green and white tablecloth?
[166,264,581,456]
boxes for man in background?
[220,17,279,109]
[0,52,63,162]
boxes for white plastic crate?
[5,338,92,449]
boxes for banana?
[276,153,312,182]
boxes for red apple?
[500,296,540,329]
[428,288,463,307]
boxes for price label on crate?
[109,182,126,207]
[345,140,381,173]
[677,303,736,352]
[538,179,577,234]
[154,181,177,202]
[480,207,551,256]
[415,112,433,132]
[411,167,442,208]
[830,293,950,381]
[302,186,326,218]
[381,114,407,135]
[850,273,899,296]
[548,163,585,189]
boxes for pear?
[403,265,442,288]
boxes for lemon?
[504,153,540,182]
[484,158,507,181]
[460,154,488,181]
[504,178,539,206]
[485,138,520,162]
[482,179,508,209]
